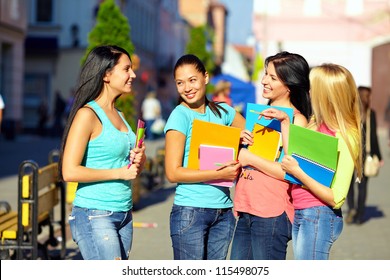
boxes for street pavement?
[1,128,390,260]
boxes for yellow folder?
[187,119,241,169]
[248,123,282,161]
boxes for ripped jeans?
[69,206,133,260]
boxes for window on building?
[36,0,53,23]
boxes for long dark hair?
[58,45,131,180]
[173,54,227,118]
[265,51,312,119]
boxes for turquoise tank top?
[73,100,136,211]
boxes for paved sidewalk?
[1,129,390,260]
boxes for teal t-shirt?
[73,100,136,212]
[164,103,237,209]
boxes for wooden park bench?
[0,150,66,259]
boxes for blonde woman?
[261,63,362,259]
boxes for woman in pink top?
[261,64,362,260]
[230,52,311,260]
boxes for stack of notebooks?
[198,144,236,187]
[187,119,241,187]
[284,124,339,188]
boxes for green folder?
[285,124,339,187]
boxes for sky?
[219,0,254,45]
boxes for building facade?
[0,0,27,138]
[252,0,390,126]
[21,0,187,132]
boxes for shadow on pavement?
[133,185,175,212]
[364,205,385,222]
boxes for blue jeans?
[145,119,156,140]
[230,212,292,260]
[170,205,235,260]
[69,206,133,260]
[293,206,343,260]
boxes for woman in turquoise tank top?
[59,45,146,260]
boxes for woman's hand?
[281,155,300,175]
[260,108,290,123]
[130,143,147,173]
[118,164,139,180]
[216,160,241,181]
[240,129,253,146]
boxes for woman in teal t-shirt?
[164,54,249,260]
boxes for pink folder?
[199,144,236,187]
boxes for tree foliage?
[186,25,216,75]
[81,0,134,65]
[81,0,137,129]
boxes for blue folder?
[285,153,336,187]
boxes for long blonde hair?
[308,63,362,179]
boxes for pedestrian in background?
[261,63,362,259]
[212,80,233,106]
[141,90,162,140]
[231,51,311,260]
[59,45,146,260]
[51,91,66,137]
[346,86,384,225]
[164,54,249,260]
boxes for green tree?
[81,0,137,129]
[186,25,215,75]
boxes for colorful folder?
[245,103,294,132]
[199,144,236,187]
[284,124,339,187]
[248,123,281,161]
[128,119,145,168]
[245,103,294,162]
[187,119,241,170]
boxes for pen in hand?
[215,161,240,170]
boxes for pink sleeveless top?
[233,110,303,223]
[234,168,294,222]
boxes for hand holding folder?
[128,119,145,168]
[245,103,294,162]
[284,124,339,187]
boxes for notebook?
[245,103,294,162]
[248,123,281,161]
[287,154,336,187]
[199,144,236,187]
[128,119,145,168]
[187,119,241,170]
[245,103,294,132]
[284,124,339,187]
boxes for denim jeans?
[230,212,292,260]
[69,206,133,260]
[170,205,235,260]
[293,206,343,260]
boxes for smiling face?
[174,63,209,109]
[104,54,136,95]
[261,61,290,103]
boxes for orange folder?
[187,119,241,169]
